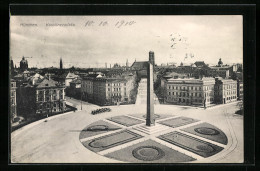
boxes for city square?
[11,95,243,163]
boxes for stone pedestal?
[146,62,155,126]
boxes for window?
[169,92,171,95]
[108,84,110,86]
[195,93,197,97]
[108,88,110,91]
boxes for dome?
[218,58,223,66]
[20,57,28,64]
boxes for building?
[66,78,82,98]
[131,61,148,71]
[16,77,66,117]
[164,77,215,107]
[20,56,28,72]
[35,78,66,115]
[81,73,136,105]
[237,79,243,100]
[28,73,44,85]
[160,72,188,88]
[10,79,17,122]
[81,74,101,102]
[65,72,79,87]
[194,61,207,68]
[217,58,223,67]
[214,78,237,104]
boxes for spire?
[126,59,129,67]
[60,57,63,69]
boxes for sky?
[10,15,243,68]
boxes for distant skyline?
[10,16,243,68]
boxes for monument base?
[133,123,171,135]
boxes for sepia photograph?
[9,15,244,163]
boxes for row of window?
[223,84,237,89]
[107,87,127,92]
[166,97,203,103]
[167,85,215,91]
[38,103,61,109]
[38,90,63,95]
[226,96,237,100]
[37,95,63,102]
[166,97,214,103]
[168,92,204,97]
[107,83,127,86]
[37,108,62,113]
[225,91,237,95]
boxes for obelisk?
[146,61,155,126]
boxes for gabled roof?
[36,78,58,88]
[66,72,79,79]
[30,73,44,80]
[131,61,148,69]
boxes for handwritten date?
[85,20,136,28]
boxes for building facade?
[237,80,243,100]
[214,78,237,104]
[35,78,66,115]
[10,80,17,122]
[164,77,215,107]
[81,74,136,105]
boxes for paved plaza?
[11,97,243,163]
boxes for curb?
[11,111,75,138]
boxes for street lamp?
[81,91,83,110]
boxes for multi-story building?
[81,74,99,102]
[81,73,136,105]
[237,79,243,100]
[214,78,237,104]
[164,77,215,107]
[10,79,17,122]
[36,78,66,115]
